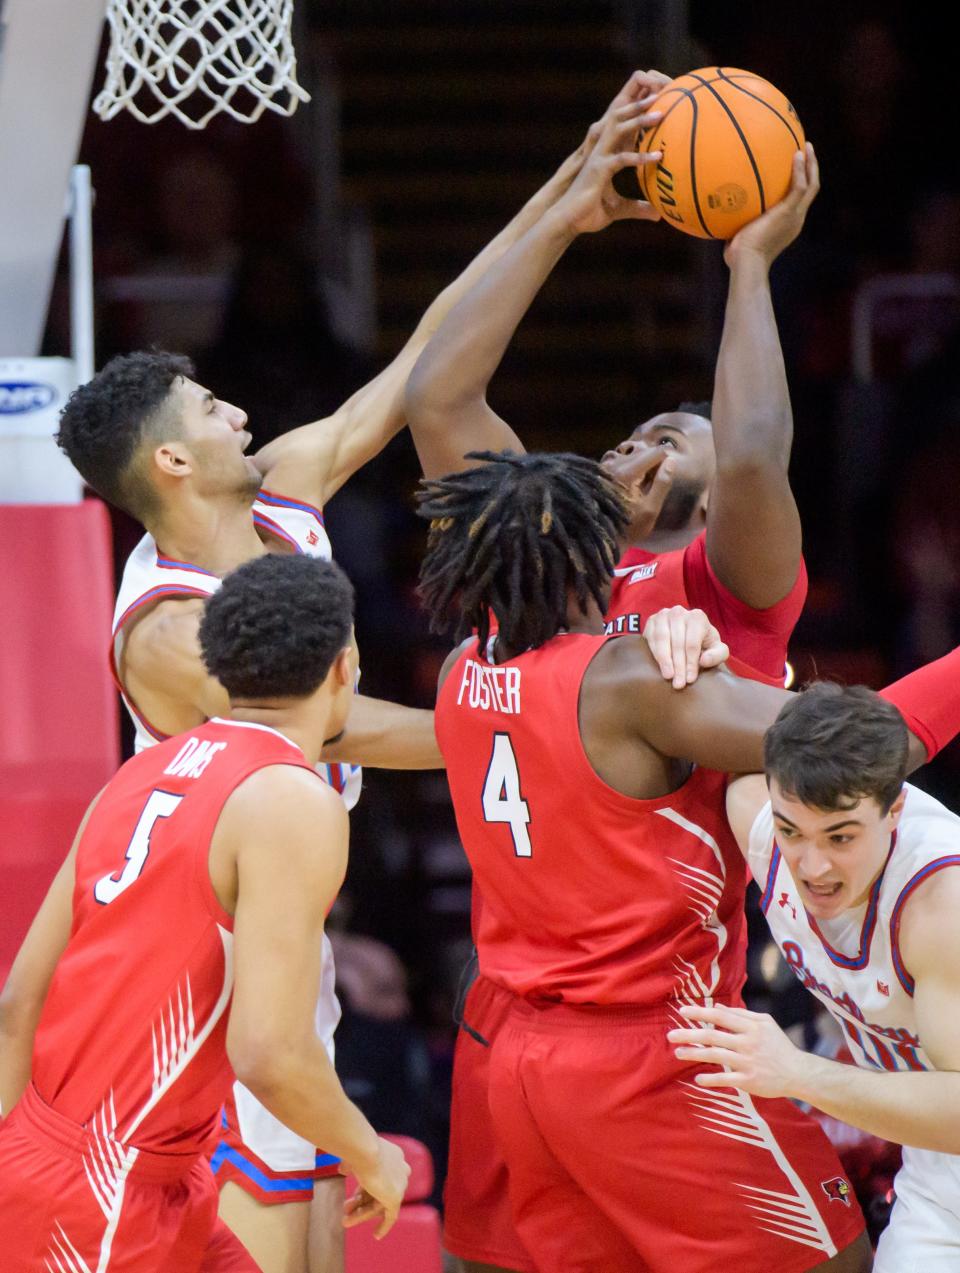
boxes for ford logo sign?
[0,382,58,414]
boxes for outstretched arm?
[706,144,819,607]
[127,600,444,769]
[251,96,651,507]
[405,71,665,479]
[668,867,960,1153]
[321,694,442,770]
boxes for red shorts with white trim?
[444,972,535,1271]
[210,1082,341,1206]
[488,997,866,1273]
[0,1083,258,1271]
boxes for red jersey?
[436,633,748,1006]
[32,719,314,1158]
[606,532,807,685]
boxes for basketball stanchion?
[93,0,310,130]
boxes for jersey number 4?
[482,733,532,857]
[94,790,183,905]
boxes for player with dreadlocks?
[419,450,625,656]
[407,75,818,1273]
[419,448,960,1271]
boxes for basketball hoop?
[93,0,310,130]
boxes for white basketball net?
[93,0,310,130]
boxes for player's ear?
[332,646,353,690]
[887,786,907,826]
[153,441,193,479]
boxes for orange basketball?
[637,67,805,239]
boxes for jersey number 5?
[482,733,532,857]
[94,790,183,905]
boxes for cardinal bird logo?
[821,1177,851,1206]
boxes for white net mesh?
[93,0,310,130]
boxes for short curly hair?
[199,554,355,700]
[765,683,908,814]
[56,351,194,518]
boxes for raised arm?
[251,97,647,507]
[668,868,960,1153]
[222,767,410,1236]
[405,72,665,479]
[0,795,101,1115]
[705,144,819,607]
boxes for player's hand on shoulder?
[667,1002,807,1099]
[642,605,730,690]
[724,141,820,268]
[342,1136,411,1239]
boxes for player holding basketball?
[0,555,410,1271]
[668,682,960,1270]
[405,72,818,1273]
[53,85,665,1272]
[418,448,960,1273]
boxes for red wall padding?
[0,501,119,980]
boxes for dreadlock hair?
[56,351,194,520]
[417,450,629,655]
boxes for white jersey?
[749,781,960,1223]
[111,486,362,809]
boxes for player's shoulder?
[439,636,478,690]
[725,774,769,855]
[588,631,662,686]
[124,594,206,660]
[897,854,960,977]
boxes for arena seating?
[0,501,118,981]
[345,1134,443,1272]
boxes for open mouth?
[803,881,842,900]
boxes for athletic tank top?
[32,719,315,1156]
[436,631,748,1006]
[749,782,960,1215]
[111,488,361,808]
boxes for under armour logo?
[306,529,319,546]
[877,980,890,996]
[778,892,797,920]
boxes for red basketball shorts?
[443,972,535,1271]
[211,1082,341,1206]
[0,1083,258,1271]
[488,998,867,1273]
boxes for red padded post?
[0,501,119,980]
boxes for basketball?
[637,67,805,239]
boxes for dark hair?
[199,555,355,699]
[56,351,194,518]
[417,450,628,654]
[764,683,908,813]
[675,400,712,420]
